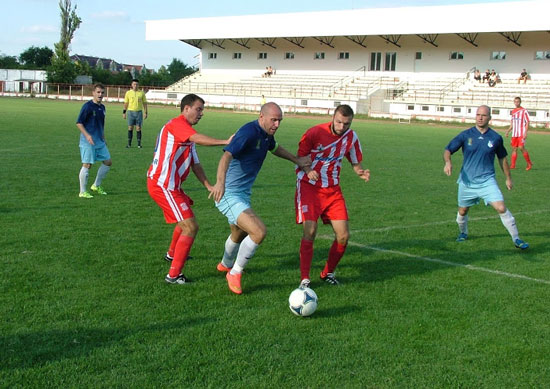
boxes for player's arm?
[143,95,148,119]
[443,149,453,176]
[191,163,213,192]
[123,94,129,119]
[272,144,311,170]
[76,122,94,145]
[189,133,234,146]
[498,156,513,190]
[209,151,233,202]
[352,163,370,182]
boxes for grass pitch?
[1,97,550,388]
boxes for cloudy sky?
[1,0,525,70]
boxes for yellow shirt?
[124,90,147,111]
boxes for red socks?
[510,152,517,168]
[167,225,183,258]
[322,240,347,276]
[168,235,194,277]
[523,151,532,165]
[300,239,314,280]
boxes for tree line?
[0,0,195,87]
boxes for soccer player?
[443,105,529,250]
[76,83,111,198]
[505,97,532,171]
[123,79,148,148]
[295,104,370,289]
[147,94,233,284]
[210,102,310,295]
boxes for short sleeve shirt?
[223,120,276,195]
[124,90,147,111]
[445,126,507,187]
[77,100,106,147]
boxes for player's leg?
[127,125,134,148]
[300,220,318,288]
[320,220,349,285]
[510,145,518,169]
[218,224,246,271]
[167,217,198,280]
[226,209,266,294]
[456,206,470,241]
[165,225,182,261]
[519,144,532,170]
[136,111,143,148]
[79,144,94,198]
[91,146,111,194]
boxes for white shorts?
[215,192,251,225]
[458,178,504,207]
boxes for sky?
[1,0,527,71]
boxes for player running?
[147,94,233,284]
[444,105,529,250]
[505,96,533,171]
[295,104,370,289]
[210,102,310,295]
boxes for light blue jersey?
[446,126,507,188]
[223,120,277,196]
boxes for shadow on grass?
[0,317,212,371]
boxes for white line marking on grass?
[318,235,550,285]
[351,209,550,234]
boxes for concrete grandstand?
[145,0,550,127]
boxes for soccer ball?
[288,287,318,317]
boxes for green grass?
[1,97,550,388]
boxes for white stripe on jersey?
[162,186,183,221]
[511,108,530,138]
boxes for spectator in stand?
[518,69,528,84]
[488,70,498,87]
[473,69,481,83]
[482,69,491,83]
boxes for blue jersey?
[446,126,507,187]
[223,120,277,195]
[77,100,106,147]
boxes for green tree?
[0,54,20,69]
[47,0,81,83]
[19,46,54,69]
[167,58,195,83]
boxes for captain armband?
[269,143,279,154]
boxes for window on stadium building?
[208,53,217,60]
[491,51,506,60]
[385,52,396,71]
[285,52,295,60]
[493,109,500,115]
[314,52,325,60]
[338,52,350,60]
[450,51,464,60]
[535,51,550,60]
[258,52,268,60]
[415,52,422,60]
[233,53,242,60]
[370,52,382,71]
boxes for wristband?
[123,110,127,114]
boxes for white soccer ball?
[288,287,318,317]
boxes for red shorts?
[147,179,194,223]
[295,181,348,224]
[511,137,525,147]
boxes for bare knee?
[335,230,349,245]
[82,163,92,169]
[179,219,199,238]
[103,159,112,167]
[249,224,267,244]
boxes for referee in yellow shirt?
[123,79,148,148]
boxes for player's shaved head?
[259,102,283,135]
[260,102,282,117]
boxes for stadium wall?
[198,31,550,78]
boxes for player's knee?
[103,160,112,167]
[336,232,349,245]
[82,163,92,169]
[250,225,267,244]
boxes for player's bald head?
[260,102,282,117]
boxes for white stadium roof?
[146,0,549,43]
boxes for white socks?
[221,235,240,268]
[230,236,259,275]
[499,209,519,241]
[79,167,89,193]
[456,212,468,235]
[94,164,110,187]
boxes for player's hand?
[225,134,235,145]
[123,113,126,119]
[297,155,312,169]
[208,182,225,203]
[307,170,319,181]
[357,169,370,182]
[444,162,452,176]
[506,178,513,191]
[144,112,148,119]
[86,134,95,146]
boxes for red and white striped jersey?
[296,122,363,188]
[147,115,199,191]
[510,107,530,138]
